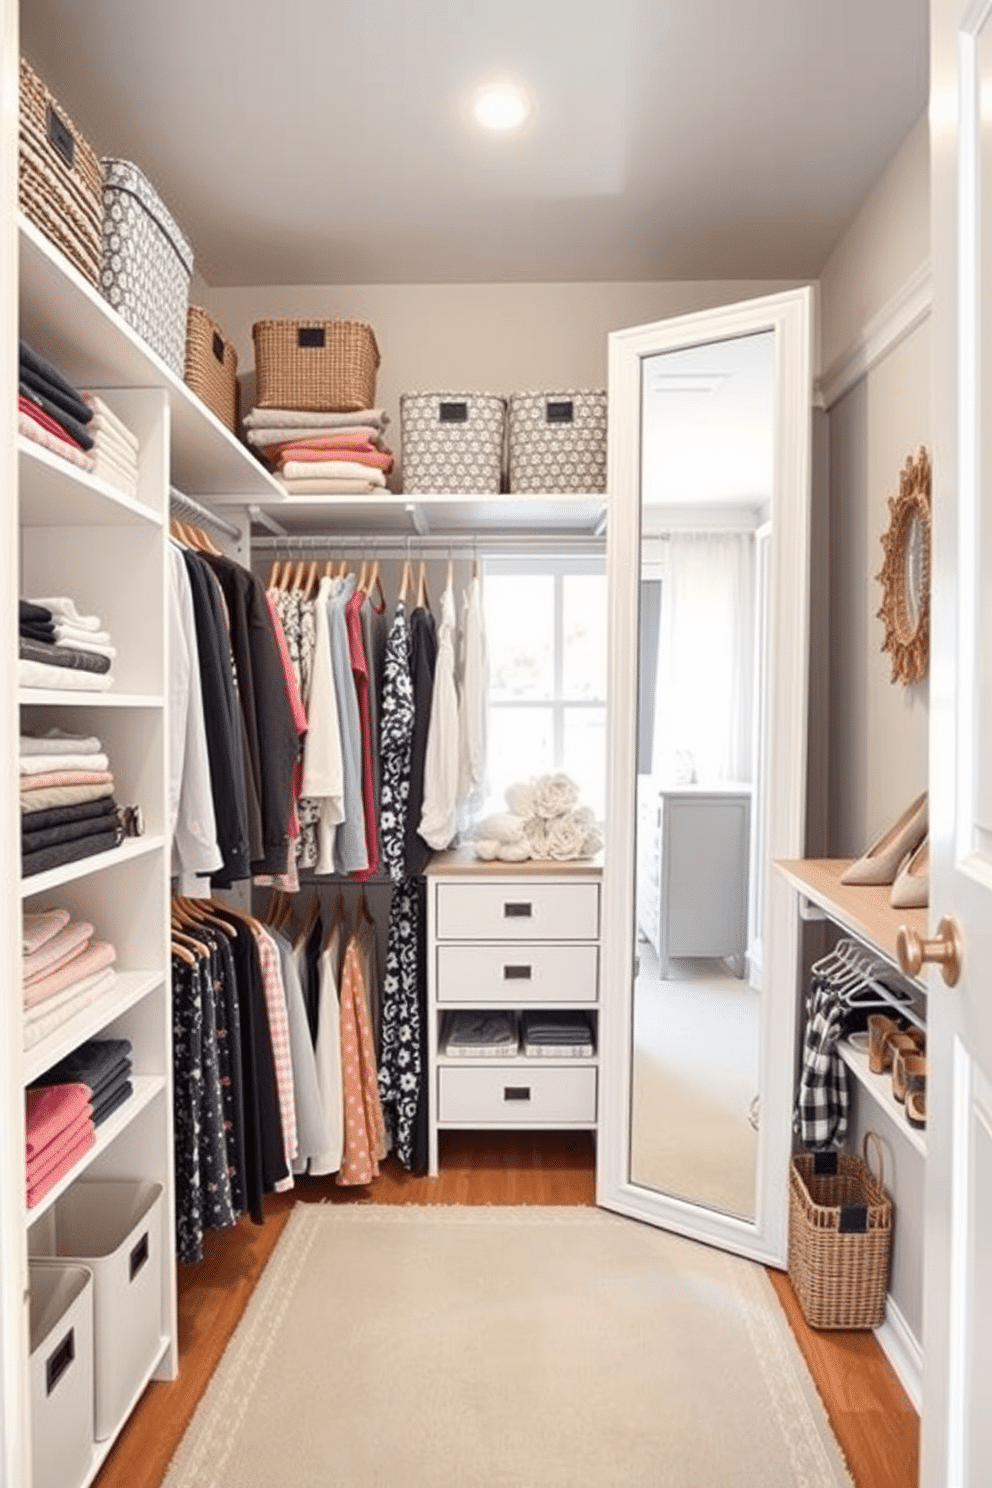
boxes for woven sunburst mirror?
[876,446,931,685]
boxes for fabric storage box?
[19,58,103,288]
[35,1179,164,1440]
[252,318,380,412]
[29,1262,94,1488]
[100,158,194,377]
[400,392,506,494]
[787,1134,892,1330]
[507,390,607,493]
[185,305,239,432]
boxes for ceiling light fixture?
[473,83,530,131]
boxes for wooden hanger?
[170,935,197,965]
[446,555,454,590]
[367,557,385,608]
[357,558,369,593]
[417,559,430,609]
[293,890,322,951]
[193,523,223,557]
[399,558,411,602]
[338,558,349,578]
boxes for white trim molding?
[816,261,933,410]
[875,1294,924,1413]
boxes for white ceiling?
[20,0,928,288]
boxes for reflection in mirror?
[628,330,774,1221]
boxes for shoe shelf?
[837,1037,927,1158]
[775,858,928,990]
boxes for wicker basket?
[18,58,103,287]
[400,391,507,494]
[507,389,607,493]
[185,306,239,432]
[788,1131,892,1330]
[252,319,379,413]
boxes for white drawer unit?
[426,852,603,1175]
[437,1065,598,1125]
[435,943,599,1004]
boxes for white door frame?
[597,287,813,1266]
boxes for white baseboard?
[875,1294,923,1413]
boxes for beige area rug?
[164,1206,852,1488]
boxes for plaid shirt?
[793,973,849,1149]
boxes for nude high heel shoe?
[890,837,930,909]
[840,792,928,886]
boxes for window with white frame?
[482,554,607,821]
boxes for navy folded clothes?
[21,796,118,833]
[20,622,57,643]
[18,383,95,451]
[519,1012,594,1044]
[19,364,93,431]
[19,599,52,625]
[31,1036,132,1097]
[90,1058,132,1105]
[92,1080,133,1127]
[18,637,111,674]
[22,809,120,853]
[19,340,92,415]
[22,826,120,878]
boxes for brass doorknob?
[896,914,962,986]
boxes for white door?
[920,3,992,1482]
[597,288,812,1265]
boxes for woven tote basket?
[185,306,239,432]
[788,1131,893,1330]
[18,59,103,287]
[507,389,607,493]
[400,392,507,494]
[252,319,380,413]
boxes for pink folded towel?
[22,908,71,956]
[26,1106,95,1180]
[25,1082,92,1158]
[273,445,393,472]
[26,1126,96,1208]
[20,770,114,792]
[23,940,117,1010]
[23,920,94,985]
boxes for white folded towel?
[80,394,140,453]
[20,752,110,774]
[244,407,389,431]
[29,599,103,631]
[280,460,386,484]
[21,729,104,756]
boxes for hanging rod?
[169,487,242,542]
[250,532,606,556]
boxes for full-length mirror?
[629,331,773,1220]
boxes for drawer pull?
[46,1328,74,1396]
[503,964,532,980]
[503,902,533,918]
[504,1086,532,1102]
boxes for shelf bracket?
[248,504,288,537]
[405,501,430,536]
[799,896,828,922]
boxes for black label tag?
[212,331,225,362]
[297,326,326,349]
[46,105,74,170]
[813,1150,838,1176]
[504,902,533,918]
[546,399,574,423]
[838,1203,869,1234]
[439,401,468,423]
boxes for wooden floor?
[93,1132,918,1488]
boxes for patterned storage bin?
[100,158,194,376]
[185,305,239,432]
[19,59,103,287]
[507,390,608,493]
[252,318,380,412]
[401,392,506,494]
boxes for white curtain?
[652,531,755,785]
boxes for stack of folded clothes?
[21,727,122,877]
[520,1011,595,1058]
[80,392,141,496]
[18,339,95,474]
[22,908,118,1051]
[25,1081,95,1208]
[31,1037,134,1129]
[18,596,116,692]
[243,407,393,494]
[442,1010,520,1057]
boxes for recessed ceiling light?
[473,83,530,131]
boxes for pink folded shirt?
[25,1082,92,1158]
[23,920,94,985]
[27,1105,95,1181]
[21,769,114,792]
[27,1126,96,1208]
[23,939,117,1010]
[274,445,393,472]
[22,907,70,956]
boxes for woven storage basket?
[252,319,379,413]
[788,1132,892,1330]
[185,306,239,432]
[507,389,607,493]
[400,392,506,494]
[18,58,103,287]
[100,158,194,377]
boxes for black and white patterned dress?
[379,599,414,883]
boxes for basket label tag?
[546,399,574,423]
[838,1202,869,1233]
[212,331,225,362]
[46,105,75,170]
[439,401,468,422]
[812,1150,838,1175]
[298,326,326,348]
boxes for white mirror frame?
[597,287,813,1266]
